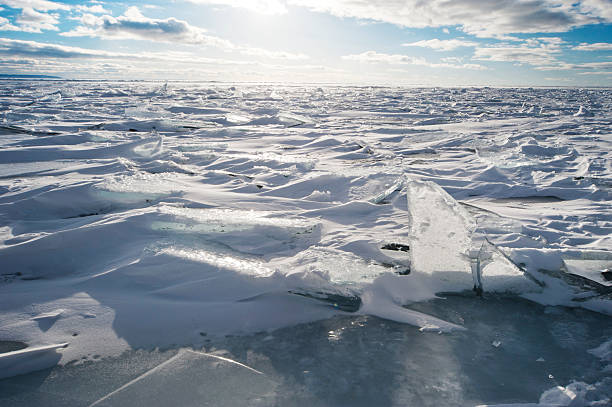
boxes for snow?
[0,81,610,404]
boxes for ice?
[2,296,610,406]
[89,349,276,407]
[0,343,67,379]
[405,179,475,289]
[573,106,594,117]
[0,83,611,405]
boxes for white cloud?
[473,38,568,67]
[62,6,309,60]
[185,0,288,15]
[563,61,612,70]
[574,42,612,51]
[75,4,108,14]
[0,0,70,11]
[473,45,560,66]
[402,39,478,51]
[535,60,612,71]
[342,50,487,70]
[579,0,612,21]
[214,0,612,38]
[62,6,234,48]
[0,0,70,32]
[0,38,330,81]
[0,37,253,66]
[240,47,309,60]
[474,39,612,73]
[14,6,60,32]
[577,71,612,75]
[0,37,135,59]
[441,56,464,63]
[343,51,425,65]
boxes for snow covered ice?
[0,81,611,406]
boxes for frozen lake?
[0,81,610,406]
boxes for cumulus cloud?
[0,0,69,11]
[0,0,68,32]
[75,4,109,14]
[343,51,487,70]
[579,0,612,21]
[14,6,60,32]
[0,15,20,31]
[62,7,309,60]
[574,42,612,51]
[62,6,234,48]
[402,39,478,51]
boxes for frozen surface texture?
[0,82,610,405]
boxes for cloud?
[221,0,611,38]
[185,0,288,15]
[75,4,108,14]
[576,71,612,75]
[474,38,612,73]
[0,0,69,11]
[0,15,20,31]
[342,50,487,70]
[574,42,612,51]
[0,37,303,68]
[579,0,612,21]
[13,6,60,32]
[536,61,612,71]
[239,47,308,60]
[0,38,328,81]
[0,38,131,59]
[0,0,67,32]
[402,39,478,51]
[473,38,565,66]
[62,6,309,60]
[473,45,559,66]
[61,6,234,48]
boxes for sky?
[0,0,610,86]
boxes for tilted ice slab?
[405,179,540,295]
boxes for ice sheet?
[0,82,610,404]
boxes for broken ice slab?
[277,112,312,127]
[288,290,362,312]
[0,125,61,136]
[561,259,612,293]
[405,179,475,290]
[0,343,67,379]
[469,240,543,295]
[90,349,277,407]
[369,177,405,205]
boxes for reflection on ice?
[159,247,272,277]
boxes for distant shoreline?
[0,75,610,89]
[0,74,61,79]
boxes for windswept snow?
[0,81,610,405]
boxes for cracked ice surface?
[0,82,610,406]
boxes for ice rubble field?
[0,81,611,406]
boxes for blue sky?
[0,0,610,86]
